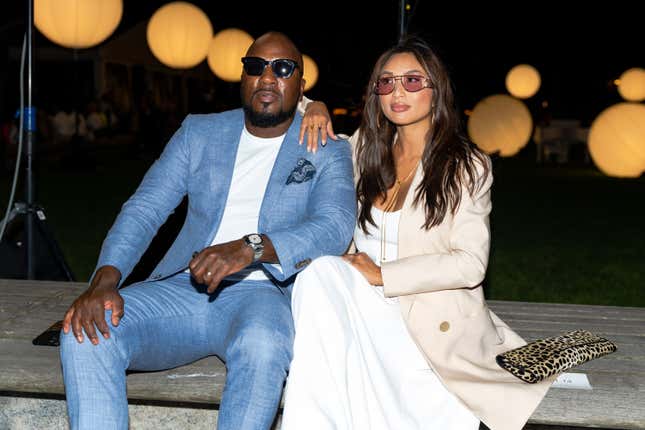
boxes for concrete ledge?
[0,396,219,430]
[2,280,644,429]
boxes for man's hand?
[299,101,337,153]
[343,252,383,286]
[62,265,123,345]
[190,239,255,294]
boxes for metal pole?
[25,0,36,279]
[398,0,407,42]
[74,49,79,137]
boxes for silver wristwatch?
[243,234,264,262]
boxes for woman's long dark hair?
[356,36,490,232]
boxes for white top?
[353,207,401,301]
[210,126,284,281]
[353,207,401,266]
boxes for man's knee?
[59,329,80,360]
[227,322,293,371]
[59,310,126,364]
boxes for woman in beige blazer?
[282,37,552,430]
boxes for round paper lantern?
[207,28,254,82]
[147,2,213,69]
[588,103,645,178]
[303,55,319,91]
[35,0,122,49]
[505,64,541,99]
[617,68,645,102]
[467,94,533,157]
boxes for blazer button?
[439,321,450,332]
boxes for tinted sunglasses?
[241,56,300,79]
[374,74,432,95]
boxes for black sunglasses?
[241,56,300,79]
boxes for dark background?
[0,2,643,304]
[2,1,644,132]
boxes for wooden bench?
[1,279,643,429]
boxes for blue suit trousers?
[60,273,294,430]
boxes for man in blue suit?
[59,32,356,430]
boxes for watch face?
[248,234,262,244]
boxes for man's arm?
[189,143,355,289]
[94,117,192,285]
[63,117,194,344]
[263,144,356,281]
[189,234,278,294]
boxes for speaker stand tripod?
[0,0,75,282]
[0,202,75,281]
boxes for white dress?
[281,207,479,430]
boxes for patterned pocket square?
[286,158,316,185]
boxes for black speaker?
[0,203,75,281]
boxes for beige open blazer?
[348,133,553,430]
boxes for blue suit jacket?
[95,109,356,287]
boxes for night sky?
[3,1,644,131]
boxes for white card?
[552,372,592,390]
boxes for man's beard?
[243,101,297,128]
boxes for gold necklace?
[379,160,420,262]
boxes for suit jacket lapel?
[258,114,303,230]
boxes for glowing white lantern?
[35,0,122,49]
[617,68,645,102]
[588,103,645,178]
[505,64,541,99]
[147,2,213,69]
[302,55,319,91]
[207,28,254,82]
[467,94,533,157]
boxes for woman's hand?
[343,252,383,286]
[299,101,337,153]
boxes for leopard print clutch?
[496,330,617,384]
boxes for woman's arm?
[381,160,493,297]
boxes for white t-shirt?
[209,126,284,281]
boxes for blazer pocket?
[280,181,312,208]
[285,158,316,185]
[455,287,487,319]
[466,305,505,346]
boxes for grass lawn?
[1,147,643,306]
[487,159,644,306]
